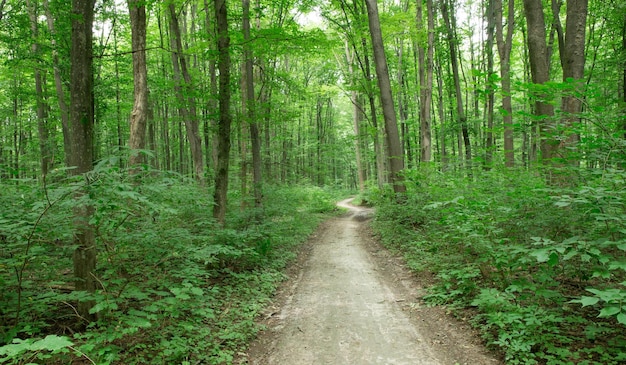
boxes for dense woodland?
[1,0,626,363]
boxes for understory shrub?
[0,164,341,364]
[371,167,626,365]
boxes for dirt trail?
[244,199,501,365]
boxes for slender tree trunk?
[364,0,405,194]
[213,0,232,224]
[27,0,51,177]
[128,0,149,169]
[441,0,472,169]
[43,0,71,166]
[169,3,204,182]
[243,0,262,208]
[558,0,588,163]
[346,42,366,192]
[362,40,386,188]
[485,0,495,169]
[69,0,96,321]
[522,0,555,162]
[496,0,515,167]
[417,0,434,163]
[436,63,448,168]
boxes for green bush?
[371,167,626,364]
[0,164,337,364]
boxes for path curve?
[244,198,501,365]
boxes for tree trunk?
[522,0,556,162]
[27,0,52,177]
[169,3,204,182]
[558,0,588,162]
[128,0,149,169]
[213,0,232,224]
[495,0,515,167]
[346,41,366,192]
[243,0,262,208]
[69,0,96,321]
[43,0,71,167]
[441,0,472,169]
[361,40,386,188]
[417,0,434,163]
[485,0,495,169]
[202,0,219,174]
[364,0,405,194]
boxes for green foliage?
[371,167,626,364]
[0,164,337,364]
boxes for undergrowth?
[0,163,342,364]
[369,167,626,365]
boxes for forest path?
[242,198,501,365]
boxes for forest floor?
[239,198,502,365]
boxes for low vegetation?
[370,167,626,365]
[0,164,342,364]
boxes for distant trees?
[1,0,623,203]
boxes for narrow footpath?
[243,199,501,365]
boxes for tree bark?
[127,0,149,169]
[69,0,96,321]
[364,0,405,194]
[485,0,496,169]
[495,0,515,167]
[522,0,556,162]
[27,0,52,177]
[43,0,71,167]
[213,0,232,224]
[417,0,434,163]
[243,0,262,208]
[346,41,366,192]
[441,0,472,169]
[558,0,588,162]
[169,3,204,182]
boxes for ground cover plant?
[0,164,342,364]
[369,167,626,365]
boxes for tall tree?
[345,41,366,192]
[43,0,71,166]
[169,3,204,182]
[26,0,52,176]
[495,0,515,167]
[364,0,406,194]
[441,0,472,168]
[242,0,262,208]
[417,0,434,163]
[128,0,149,169]
[69,0,97,320]
[557,0,588,161]
[485,0,496,168]
[213,0,232,224]
[522,0,556,162]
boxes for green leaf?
[575,296,599,307]
[30,335,73,351]
[531,248,551,263]
[598,306,621,318]
[617,312,626,325]
[548,252,559,267]
[609,261,626,271]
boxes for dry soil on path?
[242,198,502,365]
